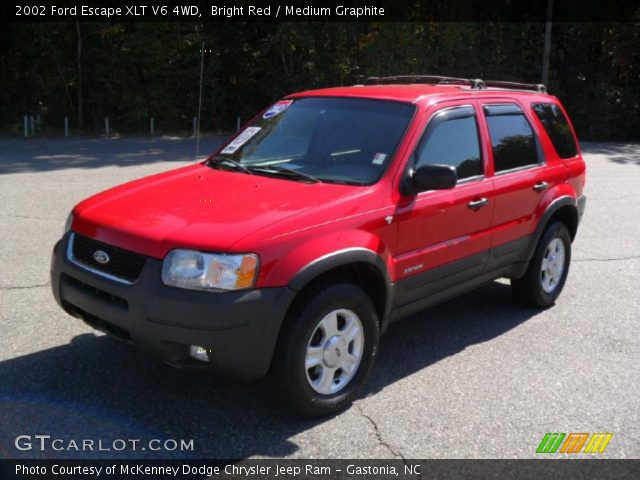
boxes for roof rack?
[483,80,547,93]
[363,75,547,93]
[364,75,486,89]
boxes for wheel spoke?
[341,353,359,375]
[342,317,361,343]
[318,366,336,392]
[320,312,339,339]
[541,271,549,290]
[305,346,323,369]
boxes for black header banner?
[1,459,639,480]
[4,0,640,22]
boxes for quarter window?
[532,103,578,159]
[485,105,540,173]
[415,108,483,180]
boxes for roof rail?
[483,80,547,93]
[363,75,548,93]
[364,75,486,89]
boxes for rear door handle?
[533,181,549,192]
[467,198,489,210]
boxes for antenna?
[196,42,205,159]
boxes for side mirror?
[402,164,457,195]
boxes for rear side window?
[415,107,483,180]
[484,104,540,173]
[532,103,578,158]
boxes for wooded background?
[1,21,638,140]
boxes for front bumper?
[50,233,296,380]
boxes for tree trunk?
[49,38,75,120]
[541,0,554,86]
[75,20,83,129]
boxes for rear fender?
[527,192,578,261]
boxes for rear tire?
[511,222,572,307]
[273,282,379,417]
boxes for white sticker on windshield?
[372,153,387,165]
[220,127,261,154]
[263,100,293,119]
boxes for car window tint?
[415,115,482,180]
[214,97,415,185]
[485,109,539,172]
[532,103,578,158]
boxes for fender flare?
[288,247,393,328]
[526,195,578,261]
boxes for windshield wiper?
[248,165,319,183]
[207,156,253,175]
[322,178,368,186]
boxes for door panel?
[480,101,567,249]
[490,164,565,247]
[394,179,494,306]
[393,103,495,306]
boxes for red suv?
[51,76,586,416]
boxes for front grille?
[70,233,146,283]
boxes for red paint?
[70,85,585,288]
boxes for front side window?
[207,97,415,185]
[414,107,483,180]
[485,104,540,173]
[532,102,578,159]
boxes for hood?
[72,163,362,259]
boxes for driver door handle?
[533,181,549,192]
[467,198,489,210]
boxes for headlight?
[63,212,74,234]
[161,250,259,291]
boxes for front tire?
[274,282,379,417]
[512,222,572,307]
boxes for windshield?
[207,97,415,185]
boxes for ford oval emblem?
[93,250,110,264]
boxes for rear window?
[484,104,540,173]
[532,103,578,159]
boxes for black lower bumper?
[50,233,296,380]
[577,194,587,224]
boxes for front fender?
[260,230,394,324]
[289,246,391,292]
[268,230,391,287]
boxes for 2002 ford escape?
[51,75,586,416]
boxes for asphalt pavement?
[0,136,638,459]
